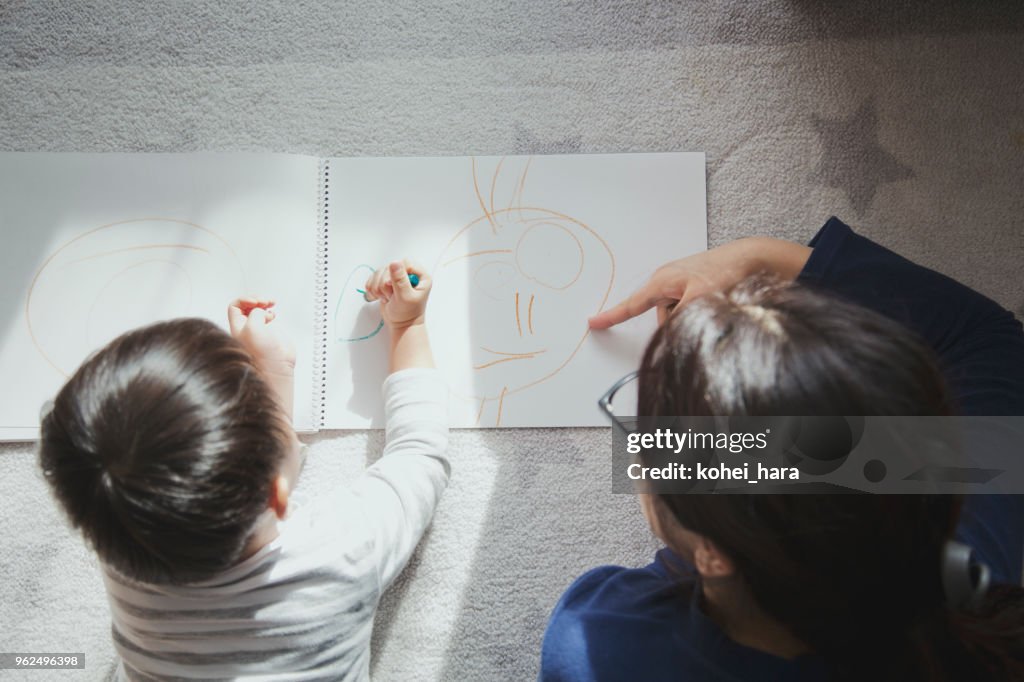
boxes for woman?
[541,218,1024,680]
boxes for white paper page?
[324,153,706,428]
[0,153,320,440]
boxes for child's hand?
[227,298,296,378]
[364,261,431,331]
[364,261,434,372]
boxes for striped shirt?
[102,368,450,680]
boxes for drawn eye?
[473,260,517,300]
[515,221,584,290]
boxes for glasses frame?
[598,370,639,434]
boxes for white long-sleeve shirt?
[103,368,450,681]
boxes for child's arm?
[356,261,450,590]
[227,297,297,420]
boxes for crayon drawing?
[323,151,703,428]
[429,157,616,426]
[25,218,246,377]
[334,264,385,342]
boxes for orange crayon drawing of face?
[429,157,615,426]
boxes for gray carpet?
[2,2,1023,680]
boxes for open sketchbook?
[0,152,706,440]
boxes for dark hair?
[39,318,292,584]
[638,276,1024,681]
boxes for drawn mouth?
[473,347,547,370]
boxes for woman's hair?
[637,276,1024,681]
[39,318,292,585]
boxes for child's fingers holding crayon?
[228,298,276,330]
[389,260,429,298]
[228,298,275,336]
[385,260,430,330]
[366,260,431,330]
[237,297,276,314]
[227,298,296,378]
[233,297,276,318]
[363,268,393,303]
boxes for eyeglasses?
[598,370,639,434]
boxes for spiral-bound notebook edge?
[312,158,330,430]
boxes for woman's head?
[39,318,293,584]
[638,275,952,419]
[634,277,1011,678]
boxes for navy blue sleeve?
[798,217,1024,417]
[539,567,621,682]
[798,217,1024,584]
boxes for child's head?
[39,318,294,584]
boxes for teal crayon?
[360,273,420,301]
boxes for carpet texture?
[2,2,1023,680]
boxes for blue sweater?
[540,218,1024,681]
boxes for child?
[39,261,447,680]
[543,219,1024,681]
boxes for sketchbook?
[0,152,706,440]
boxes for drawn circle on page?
[515,221,584,290]
[334,264,385,343]
[26,219,246,377]
[430,205,615,404]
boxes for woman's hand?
[588,237,812,329]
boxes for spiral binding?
[312,159,331,429]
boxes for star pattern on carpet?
[810,100,914,216]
